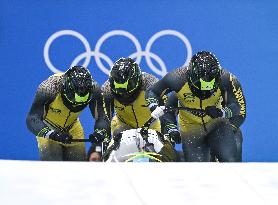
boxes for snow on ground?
[0,160,277,205]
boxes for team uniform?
[146,51,246,162]
[26,71,109,161]
[101,58,178,162]
[102,72,162,136]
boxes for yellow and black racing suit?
[102,72,178,161]
[26,73,109,161]
[102,72,162,135]
[146,67,246,162]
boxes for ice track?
[0,160,277,205]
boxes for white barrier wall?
[0,160,277,205]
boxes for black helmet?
[109,58,142,100]
[187,51,221,99]
[62,66,93,106]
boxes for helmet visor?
[63,91,91,106]
[63,80,91,106]
[75,92,90,103]
[200,78,215,91]
[111,77,140,95]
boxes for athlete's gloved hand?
[151,106,166,119]
[165,124,181,144]
[205,106,223,118]
[48,131,72,144]
[205,106,232,119]
[169,130,181,144]
[89,129,109,144]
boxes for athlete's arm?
[101,80,115,121]
[145,73,173,108]
[26,80,55,137]
[221,71,247,128]
[160,92,179,134]
[142,72,165,106]
[89,84,111,138]
[145,68,186,108]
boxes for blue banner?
[0,0,277,161]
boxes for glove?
[151,106,166,119]
[89,129,109,144]
[48,131,72,144]
[164,123,181,144]
[205,106,233,119]
[205,106,223,118]
[169,130,181,144]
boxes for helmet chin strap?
[189,76,199,90]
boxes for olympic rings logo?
[44,29,192,77]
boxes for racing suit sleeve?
[221,72,247,128]
[160,92,179,134]
[89,85,111,138]
[103,95,114,121]
[26,81,56,137]
[101,80,115,121]
[145,68,186,109]
[145,72,177,109]
[142,72,168,107]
